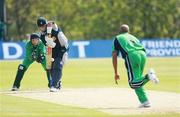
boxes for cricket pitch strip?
[2,88,180,115]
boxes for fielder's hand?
[36,54,45,63]
[114,74,120,84]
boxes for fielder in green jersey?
[11,33,52,91]
[112,24,159,108]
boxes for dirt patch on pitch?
[2,88,180,115]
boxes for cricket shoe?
[11,86,19,91]
[148,68,159,84]
[139,101,151,108]
[50,87,60,92]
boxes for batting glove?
[46,41,56,48]
[45,37,56,48]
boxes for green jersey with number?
[25,40,46,61]
[112,33,146,58]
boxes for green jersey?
[112,33,145,58]
[25,40,46,61]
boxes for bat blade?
[46,22,53,70]
[46,47,52,69]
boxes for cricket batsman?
[112,24,159,108]
[11,33,52,91]
[37,17,68,92]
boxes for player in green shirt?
[112,24,159,108]
[11,33,52,91]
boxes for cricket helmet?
[37,17,47,27]
[30,33,40,40]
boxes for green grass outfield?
[0,57,180,117]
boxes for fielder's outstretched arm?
[112,51,120,84]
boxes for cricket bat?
[46,23,53,70]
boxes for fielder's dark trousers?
[13,64,26,88]
[50,57,63,89]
